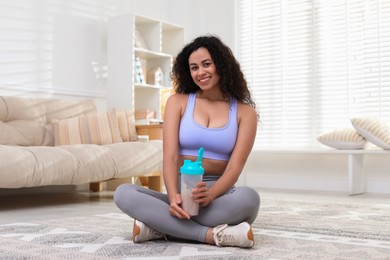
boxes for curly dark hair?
[171,34,256,109]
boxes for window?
[239,0,390,149]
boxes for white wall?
[0,0,236,109]
[241,153,390,195]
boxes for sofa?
[0,96,163,192]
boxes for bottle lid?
[180,147,204,175]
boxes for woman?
[114,35,260,248]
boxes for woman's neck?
[197,89,228,102]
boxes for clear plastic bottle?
[180,147,204,216]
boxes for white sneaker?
[213,222,254,248]
[132,220,164,243]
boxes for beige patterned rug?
[1,197,390,259]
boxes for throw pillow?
[52,110,122,146]
[116,109,138,142]
[317,129,367,149]
[52,117,82,145]
[351,117,390,149]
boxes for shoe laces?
[214,224,230,246]
[150,228,168,242]
[151,228,163,237]
[220,233,235,244]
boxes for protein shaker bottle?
[180,147,204,216]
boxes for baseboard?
[245,174,390,194]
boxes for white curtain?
[239,0,390,149]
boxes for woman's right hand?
[169,194,190,220]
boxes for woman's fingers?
[191,184,212,207]
[169,196,190,219]
[196,181,207,188]
[192,186,209,199]
[169,207,185,219]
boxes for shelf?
[134,83,170,89]
[107,13,184,120]
[135,48,172,59]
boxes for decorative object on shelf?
[147,67,164,86]
[137,135,150,142]
[134,29,148,49]
[135,109,156,120]
[134,56,145,84]
[135,118,163,125]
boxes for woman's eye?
[190,66,198,71]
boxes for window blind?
[239,0,390,149]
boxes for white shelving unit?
[107,14,184,123]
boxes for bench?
[250,148,390,196]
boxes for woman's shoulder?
[166,93,191,112]
[167,93,189,103]
[237,101,258,120]
[237,100,256,112]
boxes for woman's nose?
[198,67,206,75]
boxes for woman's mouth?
[199,77,210,84]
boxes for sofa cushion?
[105,140,163,178]
[0,145,78,187]
[0,96,98,146]
[58,144,118,183]
[116,109,138,142]
[0,120,53,146]
[0,96,46,124]
[0,144,117,187]
[0,96,97,124]
[0,140,163,188]
[52,110,122,146]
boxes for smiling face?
[188,47,220,91]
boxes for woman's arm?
[162,94,190,219]
[194,103,258,207]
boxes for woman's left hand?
[192,182,213,207]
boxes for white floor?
[1,186,390,225]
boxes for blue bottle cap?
[180,147,204,175]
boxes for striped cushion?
[351,117,390,149]
[317,128,367,149]
[116,109,138,142]
[52,110,122,146]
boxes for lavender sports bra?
[179,92,238,161]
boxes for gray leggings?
[114,175,260,243]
